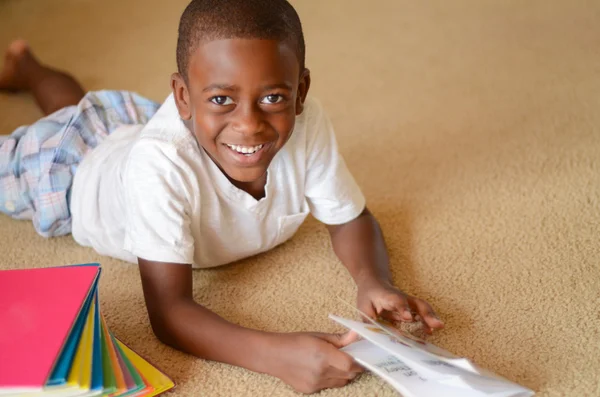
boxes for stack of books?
[0,263,175,396]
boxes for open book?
[330,314,534,397]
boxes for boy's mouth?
[225,143,264,156]
[221,142,271,167]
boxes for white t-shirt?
[71,94,365,268]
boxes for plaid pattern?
[0,90,159,237]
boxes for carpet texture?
[1,0,599,396]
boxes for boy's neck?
[227,173,267,200]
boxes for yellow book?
[68,298,95,390]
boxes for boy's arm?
[137,258,267,370]
[137,258,362,394]
[325,207,444,334]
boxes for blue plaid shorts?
[0,90,160,237]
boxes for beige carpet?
[1,0,600,396]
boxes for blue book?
[90,293,104,391]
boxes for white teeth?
[226,144,264,154]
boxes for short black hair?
[176,0,305,80]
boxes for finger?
[358,302,378,322]
[325,348,364,373]
[313,331,360,348]
[408,298,444,330]
[338,330,360,346]
[325,365,363,379]
[377,293,413,322]
[320,377,352,391]
[310,332,343,346]
[311,331,353,348]
[380,309,407,323]
[420,321,434,335]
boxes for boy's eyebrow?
[262,83,293,91]
[202,84,237,93]
[201,83,294,93]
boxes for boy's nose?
[231,103,263,135]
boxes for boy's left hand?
[356,280,444,335]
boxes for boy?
[0,0,444,393]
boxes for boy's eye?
[210,96,234,106]
[261,94,283,104]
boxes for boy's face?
[171,38,310,186]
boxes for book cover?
[0,265,100,392]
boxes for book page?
[343,340,492,397]
[330,315,478,380]
[332,315,534,396]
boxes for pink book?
[0,265,100,393]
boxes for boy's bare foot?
[0,39,37,92]
[0,39,85,114]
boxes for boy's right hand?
[265,332,363,394]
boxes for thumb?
[358,302,378,322]
[313,331,360,348]
[378,293,413,322]
[339,330,360,346]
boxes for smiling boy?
[0,0,443,393]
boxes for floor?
[1,0,599,395]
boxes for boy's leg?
[0,39,86,115]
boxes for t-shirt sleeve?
[122,140,195,264]
[304,100,366,225]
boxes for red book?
[0,265,100,393]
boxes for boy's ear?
[171,72,192,120]
[295,68,311,116]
